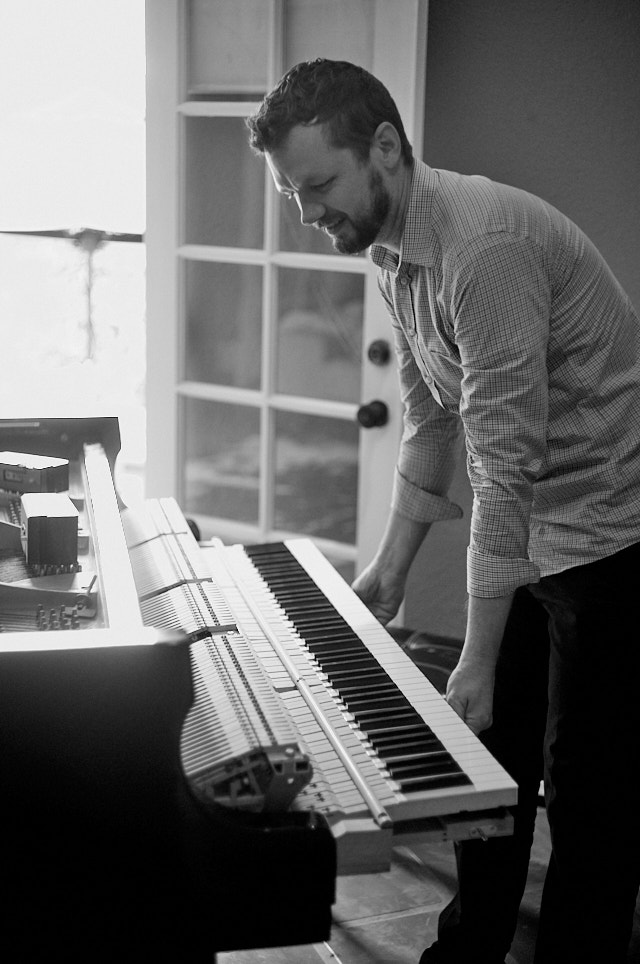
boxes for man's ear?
[371,122,402,169]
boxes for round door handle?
[367,339,391,366]
[356,400,389,429]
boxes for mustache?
[316,215,343,227]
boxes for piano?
[0,417,517,961]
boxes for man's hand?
[445,660,495,735]
[445,592,515,735]
[351,511,431,626]
[352,562,405,626]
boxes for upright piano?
[0,417,517,962]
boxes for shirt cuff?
[467,546,540,597]
[392,469,464,523]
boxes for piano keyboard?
[205,538,517,829]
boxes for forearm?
[352,509,431,624]
[372,507,431,580]
[445,592,514,733]
[460,593,514,669]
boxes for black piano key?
[323,669,389,685]
[295,627,358,642]
[254,567,319,578]
[287,612,352,625]
[341,693,410,712]
[336,673,395,692]
[319,654,379,670]
[291,610,354,621]
[324,667,389,685]
[332,676,398,701]
[398,771,472,792]
[294,629,356,641]
[381,746,449,764]
[304,641,364,655]
[285,607,352,621]
[353,709,424,728]
[307,647,370,662]
[283,613,341,626]
[368,730,443,753]
[285,605,346,616]
[303,634,362,649]
[387,756,462,779]
[364,718,440,737]
[272,596,334,609]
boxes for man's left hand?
[445,660,495,735]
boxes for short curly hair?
[246,58,413,165]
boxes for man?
[246,59,640,964]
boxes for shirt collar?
[370,160,438,273]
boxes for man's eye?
[311,179,332,193]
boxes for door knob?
[356,400,389,428]
[367,339,391,366]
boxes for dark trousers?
[439,541,640,964]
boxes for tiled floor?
[218,808,551,964]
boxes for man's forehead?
[266,123,349,189]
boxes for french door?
[145,0,428,578]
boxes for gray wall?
[405,0,640,639]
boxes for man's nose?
[297,195,325,226]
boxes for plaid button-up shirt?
[371,161,640,597]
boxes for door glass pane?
[184,117,264,247]
[187,0,270,98]
[182,398,260,524]
[274,411,358,544]
[276,268,363,403]
[185,261,262,389]
[284,0,374,71]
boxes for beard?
[327,168,390,255]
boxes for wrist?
[375,511,430,578]
[461,591,515,667]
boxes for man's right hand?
[352,562,405,626]
[351,511,431,626]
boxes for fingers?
[446,694,467,721]
[446,693,492,735]
[463,711,492,736]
